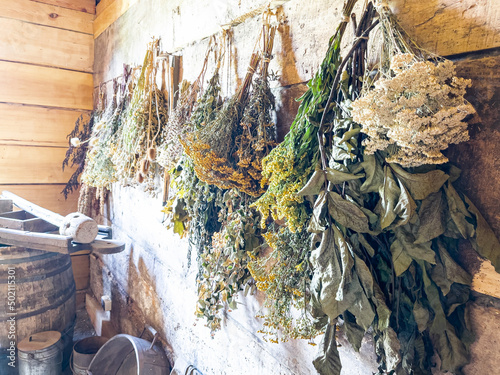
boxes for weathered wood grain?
[96,0,115,16]
[0,18,93,72]
[0,185,78,216]
[71,253,90,290]
[93,0,138,39]
[0,0,93,34]
[2,190,68,227]
[446,54,500,300]
[0,61,93,110]
[0,104,88,148]
[392,0,500,56]
[30,0,95,14]
[0,200,13,214]
[0,227,71,254]
[0,145,75,184]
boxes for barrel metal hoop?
[0,281,76,322]
[0,257,72,284]
[0,251,58,265]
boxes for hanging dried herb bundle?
[251,1,357,232]
[156,80,193,169]
[62,113,96,198]
[189,69,223,131]
[248,224,321,343]
[112,40,168,186]
[181,51,260,191]
[157,41,221,169]
[351,5,475,167]
[196,189,262,333]
[233,18,277,197]
[82,68,132,190]
[292,3,500,375]
[166,154,224,269]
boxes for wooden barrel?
[0,245,76,375]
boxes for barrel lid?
[18,331,61,352]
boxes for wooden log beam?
[0,227,72,254]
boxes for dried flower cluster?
[248,225,320,343]
[352,55,475,167]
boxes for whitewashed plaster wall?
[91,0,500,374]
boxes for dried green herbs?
[112,40,168,187]
[251,3,354,232]
[196,189,262,332]
[62,113,95,198]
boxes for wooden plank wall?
[0,0,94,215]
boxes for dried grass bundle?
[181,52,260,191]
[157,41,220,169]
[182,16,278,196]
[112,39,168,186]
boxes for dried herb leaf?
[463,195,500,272]
[328,192,371,233]
[313,324,342,375]
[390,164,449,200]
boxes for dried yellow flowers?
[352,54,475,167]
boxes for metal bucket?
[71,336,108,374]
[170,356,202,375]
[18,331,63,375]
[87,334,170,375]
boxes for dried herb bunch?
[234,17,278,197]
[196,189,262,333]
[251,0,356,233]
[181,52,261,191]
[62,113,96,198]
[82,68,132,190]
[112,40,168,186]
[248,224,320,343]
[167,154,224,269]
[295,3,499,375]
[157,41,220,169]
[351,5,475,167]
[156,80,193,169]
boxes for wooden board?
[0,227,71,253]
[0,185,79,216]
[0,104,89,147]
[96,0,115,16]
[30,0,95,14]
[0,145,76,184]
[0,18,93,72]
[71,253,90,290]
[94,0,138,39]
[0,0,93,34]
[0,61,93,110]
[0,200,13,214]
[86,293,117,337]
[393,0,500,56]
